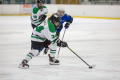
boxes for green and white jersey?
[31,6,48,26]
[31,20,58,44]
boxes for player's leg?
[19,41,43,69]
[42,39,51,55]
[36,45,44,56]
[48,43,59,65]
[56,32,60,38]
[56,25,63,37]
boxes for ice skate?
[18,59,29,69]
[48,54,59,65]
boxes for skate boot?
[18,59,29,69]
[48,54,59,65]
[43,48,49,55]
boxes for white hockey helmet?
[57,6,65,12]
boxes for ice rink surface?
[0,16,120,80]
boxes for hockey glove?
[64,22,70,29]
[39,14,47,21]
[57,40,68,47]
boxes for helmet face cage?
[37,0,44,9]
[57,6,65,17]
[57,11,65,17]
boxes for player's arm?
[31,7,47,24]
[31,7,40,20]
[64,14,73,29]
[31,7,42,24]
[43,6,48,15]
[39,6,48,21]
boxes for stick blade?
[89,64,96,69]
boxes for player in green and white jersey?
[31,0,48,29]
[19,14,68,69]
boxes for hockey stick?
[67,47,96,69]
[57,28,67,58]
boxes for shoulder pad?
[48,20,55,33]
[43,6,47,8]
[64,13,68,16]
[33,7,39,14]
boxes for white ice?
[0,16,120,80]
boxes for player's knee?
[48,42,57,48]
[29,50,39,57]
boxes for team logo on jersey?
[54,15,58,18]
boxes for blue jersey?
[57,13,73,32]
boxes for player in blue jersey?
[55,6,73,37]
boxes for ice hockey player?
[31,0,48,29]
[56,6,73,37]
[43,6,73,54]
[19,14,68,69]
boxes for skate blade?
[49,62,59,65]
[18,64,29,69]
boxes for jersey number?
[33,15,37,19]
[51,34,57,39]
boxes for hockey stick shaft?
[57,29,66,58]
[67,47,91,67]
